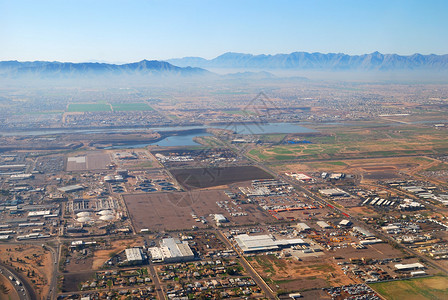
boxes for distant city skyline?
[1,0,447,63]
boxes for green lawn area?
[67,103,111,112]
[245,122,448,163]
[272,148,295,154]
[248,149,269,160]
[112,103,153,111]
[370,276,448,300]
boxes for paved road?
[0,263,33,300]
[45,243,60,300]
[148,263,165,300]
[215,230,278,300]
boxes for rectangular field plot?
[112,102,153,111]
[123,190,271,231]
[66,152,111,171]
[370,276,448,300]
[67,103,111,112]
[169,166,273,190]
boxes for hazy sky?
[1,0,447,62]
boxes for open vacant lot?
[370,276,448,300]
[0,244,53,299]
[124,189,272,231]
[66,152,111,171]
[0,273,20,300]
[247,254,355,294]
[277,155,441,184]
[170,166,273,190]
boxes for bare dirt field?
[92,239,142,270]
[279,289,331,300]
[62,272,94,293]
[277,156,437,184]
[330,243,403,260]
[124,189,272,231]
[347,206,379,218]
[247,254,356,294]
[65,257,93,273]
[0,273,19,300]
[66,151,111,171]
[169,166,273,190]
[0,244,53,299]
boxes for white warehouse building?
[234,234,307,253]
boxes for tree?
[107,279,113,291]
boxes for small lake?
[106,131,212,149]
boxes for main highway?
[0,262,34,300]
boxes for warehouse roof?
[395,263,424,270]
[234,234,306,253]
[125,248,143,262]
[57,185,84,193]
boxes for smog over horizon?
[1,1,448,300]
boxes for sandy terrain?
[92,238,141,270]
[247,255,356,293]
[124,189,272,232]
[0,244,53,299]
[0,273,20,300]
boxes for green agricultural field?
[247,123,448,162]
[370,276,448,300]
[67,103,111,112]
[112,103,153,111]
[26,110,64,115]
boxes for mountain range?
[168,51,448,70]
[1,51,447,80]
[0,60,210,78]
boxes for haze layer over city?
[1,1,448,299]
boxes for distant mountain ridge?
[168,51,448,70]
[0,60,210,78]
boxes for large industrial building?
[58,184,84,193]
[148,238,194,263]
[316,221,332,229]
[394,263,425,271]
[213,214,228,225]
[124,248,145,265]
[352,226,375,238]
[234,234,307,253]
[295,222,311,232]
[319,188,348,197]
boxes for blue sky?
[1,0,447,62]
